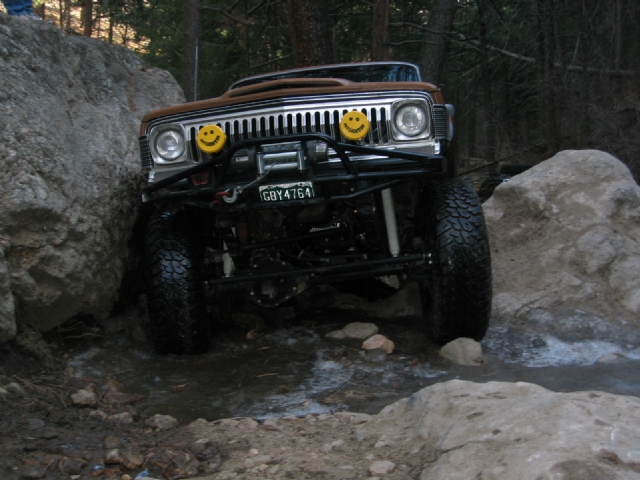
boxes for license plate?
[259,182,315,202]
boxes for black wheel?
[145,210,211,354]
[416,179,492,344]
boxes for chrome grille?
[187,107,391,150]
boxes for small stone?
[104,436,121,449]
[145,414,178,430]
[238,418,258,429]
[122,451,144,470]
[248,448,259,457]
[105,449,123,464]
[335,412,371,425]
[326,322,379,340]
[322,439,345,452]
[262,419,281,431]
[89,410,109,421]
[39,429,59,440]
[362,335,394,354]
[6,382,26,396]
[61,457,87,475]
[107,412,133,424]
[70,389,97,407]
[122,475,132,480]
[369,460,395,476]
[439,338,484,366]
[20,465,46,479]
[596,352,627,364]
[27,419,45,430]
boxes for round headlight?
[155,128,185,161]
[394,105,427,137]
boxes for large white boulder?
[0,14,185,339]
[360,380,640,479]
[483,150,640,342]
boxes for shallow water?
[66,310,640,424]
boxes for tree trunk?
[83,0,93,37]
[532,0,560,153]
[372,0,390,61]
[183,0,201,102]
[419,0,458,84]
[286,0,333,67]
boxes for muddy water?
[66,310,640,425]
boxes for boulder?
[358,380,640,480]
[484,150,640,343]
[0,14,185,339]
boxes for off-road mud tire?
[416,178,492,344]
[145,210,210,355]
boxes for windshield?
[230,63,421,90]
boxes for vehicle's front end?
[139,63,490,356]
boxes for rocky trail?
[3,14,640,480]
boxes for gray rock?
[369,460,395,476]
[484,150,640,342]
[0,15,185,339]
[70,389,97,407]
[5,382,25,396]
[439,338,484,366]
[360,380,640,479]
[326,322,379,340]
[362,334,394,354]
[145,413,179,430]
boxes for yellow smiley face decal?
[339,111,370,140]
[197,124,227,154]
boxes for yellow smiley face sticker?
[339,111,370,141]
[197,124,227,154]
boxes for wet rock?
[326,322,379,340]
[362,334,394,354]
[369,460,395,476]
[0,386,7,400]
[145,414,178,430]
[439,338,484,366]
[70,388,97,407]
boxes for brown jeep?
[138,62,491,354]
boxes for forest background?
[7,0,640,177]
